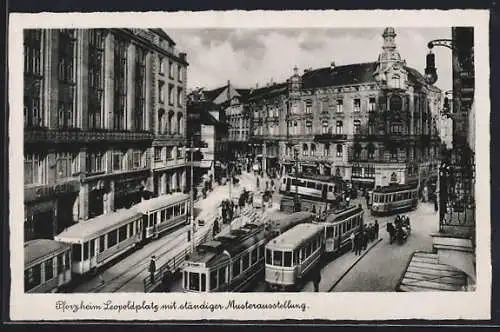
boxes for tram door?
[142,215,148,241]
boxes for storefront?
[24,180,80,241]
[88,180,109,219]
[114,175,148,210]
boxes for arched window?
[293,121,298,135]
[310,144,316,156]
[323,143,330,157]
[302,143,308,156]
[336,144,343,157]
[391,74,401,89]
[390,172,398,183]
[322,120,329,134]
[336,120,343,134]
[335,167,341,177]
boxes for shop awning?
[396,252,468,292]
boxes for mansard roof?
[301,62,378,89]
[248,82,288,101]
[149,29,176,45]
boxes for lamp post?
[293,148,301,212]
[186,138,196,253]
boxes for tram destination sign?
[25,180,80,202]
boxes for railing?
[25,129,153,144]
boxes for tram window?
[119,225,127,242]
[316,183,322,190]
[189,272,200,291]
[201,274,206,292]
[183,271,188,289]
[90,239,96,258]
[329,186,333,192]
[99,235,106,253]
[44,257,54,281]
[210,271,217,290]
[174,204,180,217]
[251,249,258,265]
[273,251,283,267]
[218,266,227,285]
[65,251,70,268]
[283,178,286,184]
[284,252,292,267]
[242,253,250,270]
[24,265,41,291]
[258,246,264,259]
[326,227,334,238]
[57,253,64,274]
[161,209,166,222]
[266,249,272,264]
[232,260,241,277]
[108,230,118,248]
[181,203,186,215]
[83,242,89,260]
[167,207,173,219]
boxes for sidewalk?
[301,238,383,292]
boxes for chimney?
[227,80,231,99]
[256,83,259,89]
[179,52,187,61]
[330,61,336,70]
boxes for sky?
[167,27,452,93]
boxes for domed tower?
[374,27,408,90]
[288,65,302,96]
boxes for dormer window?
[391,74,401,89]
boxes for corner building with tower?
[23,29,188,242]
[249,27,442,191]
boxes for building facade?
[23,28,188,242]
[248,27,442,189]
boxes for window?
[353,143,362,160]
[166,146,173,160]
[232,260,241,278]
[218,266,227,286]
[368,120,375,135]
[305,101,312,114]
[367,144,375,160]
[178,64,183,81]
[168,84,175,106]
[45,258,54,281]
[336,99,343,113]
[273,251,283,267]
[159,81,165,103]
[56,152,77,180]
[251,249,258,265]
[131,150,142,169]
[352,164,362,177]
[293,121,298,135]
[119,225,127,242]
[336,144,343,158]
[390,172,398,183]
[113,151,123,171]
[322,120,329,134]
[176,147,183,159]
[99,235,106,253]
[72,244,82,261]
[323,143,330,157]
[201,274,206,292]
[57,90,75,129]
[368,97,376,112]
[210,270,218,290]
[189,272,200,291]
[58,30,76,83]
[390,147,398,160]
[266,249,272,264]
[177,87,183,106]
[154,147,162,161]
[24,265,41,291]
[283,251,292,267]
[135,47,146,131]
[159,57,165,74]
[169,61,174,78]
[390,122,403,134]
[365,165,375,178]
[24,153,44,185]
[88,29,105,130]
[353,120,361,134]
[310,144,316,156]
[336,121,343,134]
[86,151,104,174]
[113,37,128,130]
[306,120,312,134]
[391,74,401,89]
[24,30,44,128]
[108,230,118,247]
[83,242,89,260]
[353,98,361,112]
[302,143,308,156]
[242,253,250,271]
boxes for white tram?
[54,209,143,275]
[135,192,190,240]
[313,204,364,255]
[24,239,72,293]
[371,184,419,215]
[265,223,324,291]
[279,174,344,203]
[182,212,315,293]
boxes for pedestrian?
[162,265,172,292]
[149,256,156,285]
[350,232,355,252]
[434,197,439,212]
[374,220,379,240]
[362,230,368,250]
[354,232,361,255]
[313,266,322,292]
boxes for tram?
[313,204,364,256]
[265,223,324,291]
[371,184,419,216]
[279,174,345,204]
[182,212,315,293]
[24,239,72,293]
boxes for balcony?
[25,128,154,145]
[153,158,186,171]
[153,133,187,146]
[314,133,348,142]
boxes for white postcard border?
[8,9,491,321]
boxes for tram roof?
[267,223,322,250]
[24,239,71,267]
[284,173,345,184]
[135,192,190,214]
[54,208,141,243]
[324,204,363,223]
[373,184,418,194]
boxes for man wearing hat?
[149,256,156,284]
